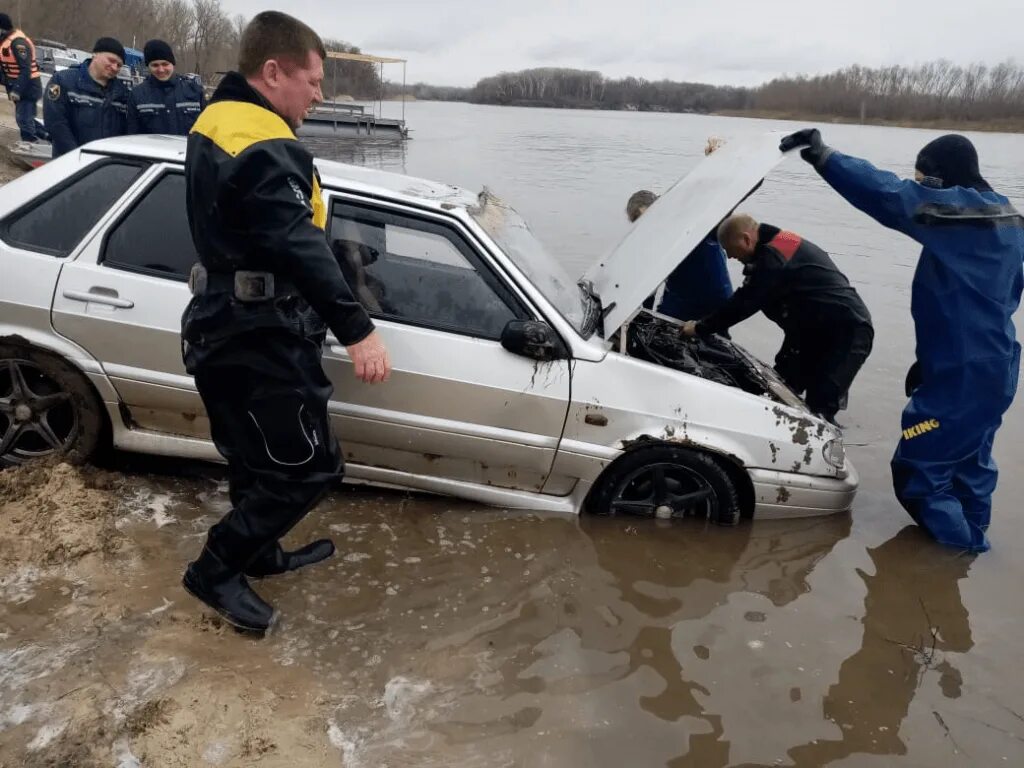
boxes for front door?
[322,196,571,493]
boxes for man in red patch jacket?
[682,213,874,426]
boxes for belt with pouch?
[189,264,299,303]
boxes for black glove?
[779,128,832,167]
[904,361,922,397]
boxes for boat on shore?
[6,138,51,169]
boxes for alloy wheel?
[0,358,78,463]
[609,461,717,519]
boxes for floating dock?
[298,102,408,139]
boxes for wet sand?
[2,432,1023,766]
[0,98,27,185]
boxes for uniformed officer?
[43,36,129,157]
[780,128,1024,552]
[181,11,391,633]
[126,39,205,135]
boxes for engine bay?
[620,311,794,404]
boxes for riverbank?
[713,108,1024,133]
[0,98,28,185]
[421,97,1024,134]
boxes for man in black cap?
[0,12,45,148]
[127,39,205,135]
[43,36,129,156]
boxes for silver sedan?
[0,132,856,522]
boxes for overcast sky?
[219,0,1024,88]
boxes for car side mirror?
[501,320,568,361]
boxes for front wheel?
[586,444,741,525]
[0,345,106,467]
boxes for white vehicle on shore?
[0,132,856,521]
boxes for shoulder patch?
[768,230,802,262]
[190,101,294,155]
[47,82,62,101]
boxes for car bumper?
[749,461,859,519]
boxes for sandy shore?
[0,96,29,185]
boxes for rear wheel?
[587,444,741,525]
[0,345,105,467]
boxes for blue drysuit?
[642,236,734,321]
[818,151,1024,552]
[659,236,734,320]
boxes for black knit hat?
[144,39,175,66]
[0,13,13,31]
[93,36,126,63]
[915,134,991,193]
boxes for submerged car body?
[0,132,857,519]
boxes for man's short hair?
[716,213,759,245]
[626,190,658,221]
[238,11,326,77]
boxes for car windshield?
[469,189,593,334]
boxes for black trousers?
[189,329,342,572]
[774,322,874,420]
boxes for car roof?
[84,135,480,211]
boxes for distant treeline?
[13,0,381,96]
[756,62,1024,124]
[401,61,1024,128]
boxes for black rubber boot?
[182,546,276,633]
[245,539,336,578]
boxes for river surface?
[311,103,1024,766]
[4,102,1024,766]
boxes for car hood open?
[582,131,791,336]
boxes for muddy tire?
[0,344,106,467]
[586,444,741,525]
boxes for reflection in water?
[285,503,851,766]
[578,515,851,768]
[430,514,847,765]
[301,135,408,173]
[786,525,973,767]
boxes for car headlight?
[823,439,846,469]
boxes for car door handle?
[62,288,135,309]
[325,334,350,358]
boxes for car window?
[0,161,145,257]
[102,173,196,281]
[329,203,524,339]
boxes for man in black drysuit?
[181,12,391,633]
[682,213,874,425]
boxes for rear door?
[322,194,572,493]
[50,166,205,437]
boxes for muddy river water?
[2,104,1024,766]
